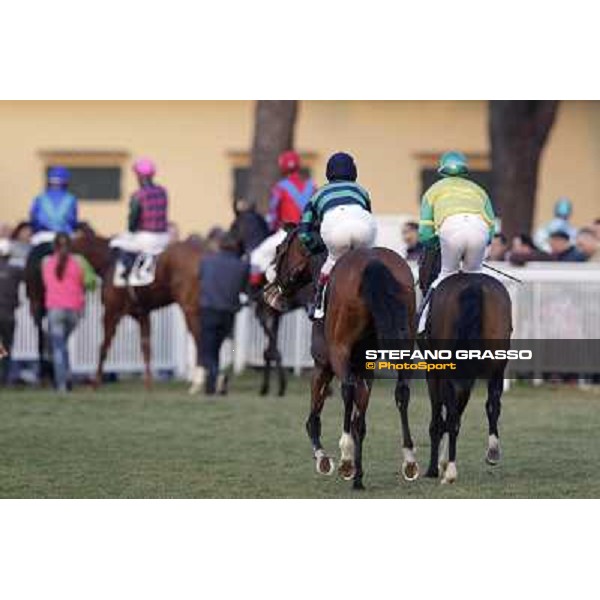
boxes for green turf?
[0,375,598,498]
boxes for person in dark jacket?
[548,230,586,262]
[401,221,424,262]
[198,233,249,394]
[231,198,269,257]
[0,246,22,384]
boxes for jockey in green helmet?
[417,151,496,333]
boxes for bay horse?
[418,245,512,484]
[264,228,419,490]
[230,213,317,396]
[69,225,202,388]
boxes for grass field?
[0,374,598,498]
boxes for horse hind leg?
[350,378,371,490]
[441,380,472,485]
[395,374,419,481]
[425,377,445,478]
[306,363,335,476]
[485,373,503,465]
[94,309,121,389]
[338,376,357,482]
[138,313,153,391]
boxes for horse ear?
[282,222,296,234]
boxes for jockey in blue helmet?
[29,166,78,246]
[534,197,577,252]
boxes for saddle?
[113,251,159,288]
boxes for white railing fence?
[11,263,600,378]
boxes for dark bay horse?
[418,246,512,484]
[69,226,202,388]
[230,212,317,396]
[264,229,418,490]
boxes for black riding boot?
[308,278,328,321]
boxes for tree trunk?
[489,100,559,241]
[246,101,298,214]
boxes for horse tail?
[360,260,407,342]
[456,280,483,341]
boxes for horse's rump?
[325,247,415,361]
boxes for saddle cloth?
[113,252,159,288]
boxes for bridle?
[264,229,311,310]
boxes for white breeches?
[251,229,287,274]
[320,204,377,276]
[110,231,170,255]
[431,213,489,289]
[31,231,58,246]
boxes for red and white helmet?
[133,157,156,178]
[278,150,300,175]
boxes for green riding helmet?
[438,151,469,177]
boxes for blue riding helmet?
[47,165,71,186]
[554,197,572,219]
[326,152,357,182]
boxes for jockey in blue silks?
[30,166,78,246]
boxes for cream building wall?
[0,100,597,237]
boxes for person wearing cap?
[249,151,316,287]
[417,151,496,333]
[298,152,376,320]
[534,198,578,252]
[196,233,249,395]
[109,158,170,276]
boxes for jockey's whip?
[483,262,523,284]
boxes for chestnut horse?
[418,245,512,484]
[264,229,418,490]
[69,225,202,388]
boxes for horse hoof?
[315,454,335,476]
[424,467,439,479]
[438,459,448,476]
[338,459,356,481]
[440,462,457,485]
[259,387,268,396]
[352,480,365,491]
[486,447,501,465]
[401,461,420,482]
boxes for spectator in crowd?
[575,228,600,262]
[197,233,248,395]
[9,222,32,269]
[401,221,424,262]
[230,198,269,261]
[185,233,205,251]
[592,218,600,240]
[509,233,549,265]
[548,230,586,262]
[488,232,509,261]
[42,233,96,392]
[0,242,22,384]
[206,226,226,253]
[534,197,577,252]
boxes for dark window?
[420,168,495,211]
[233,167,312,201]
[47,166,122,201]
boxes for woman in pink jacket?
[42,233,95,392]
